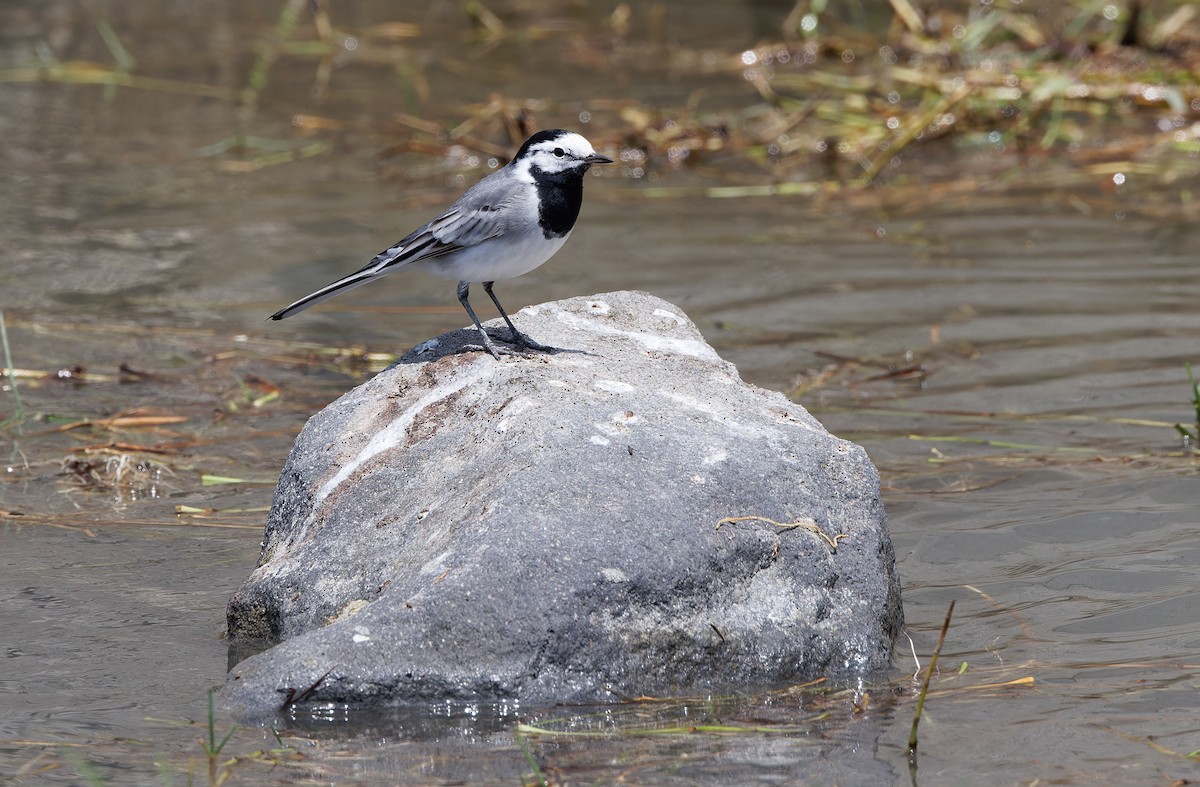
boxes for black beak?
[584,153,613,165]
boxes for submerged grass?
[54,699,301,787]
[0,321,333,523]
[198,690,239,786]
[0,309,25,432]
[789,344,1200,467]
[908,600,955,764]
[511,647,1037,784]
[1174,362,1200,446]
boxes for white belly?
[415,230,571,282]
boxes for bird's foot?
[460,328,555,359]
[461,329,535,359]
[460,339,517,359]
[460,344,509,358]
[507,330,556,353]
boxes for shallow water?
[3,1,1200,784]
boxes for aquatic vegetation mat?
[2,1,1198,209]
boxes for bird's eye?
[553,147,565,158]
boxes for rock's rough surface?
[224,291,902,716]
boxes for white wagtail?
[269,129,611,358]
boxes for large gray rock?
[224,290,902,716]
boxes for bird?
[269,129,612,358]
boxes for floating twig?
[716,515,847,551]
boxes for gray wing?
[269,169,516,320]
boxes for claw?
[508,331,556,353]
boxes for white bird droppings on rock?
[548,303,720,361]
[594,379,635,394]
[600,567,629,583]
[652,307,687,324]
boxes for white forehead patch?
[530,132,594,157]
[510,132,598,182]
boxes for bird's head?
[511,129,612,181]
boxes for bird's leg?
[483,281,555,352]
[456,281,506,359]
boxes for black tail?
[267,227,445,321]
[268,267,383,320]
